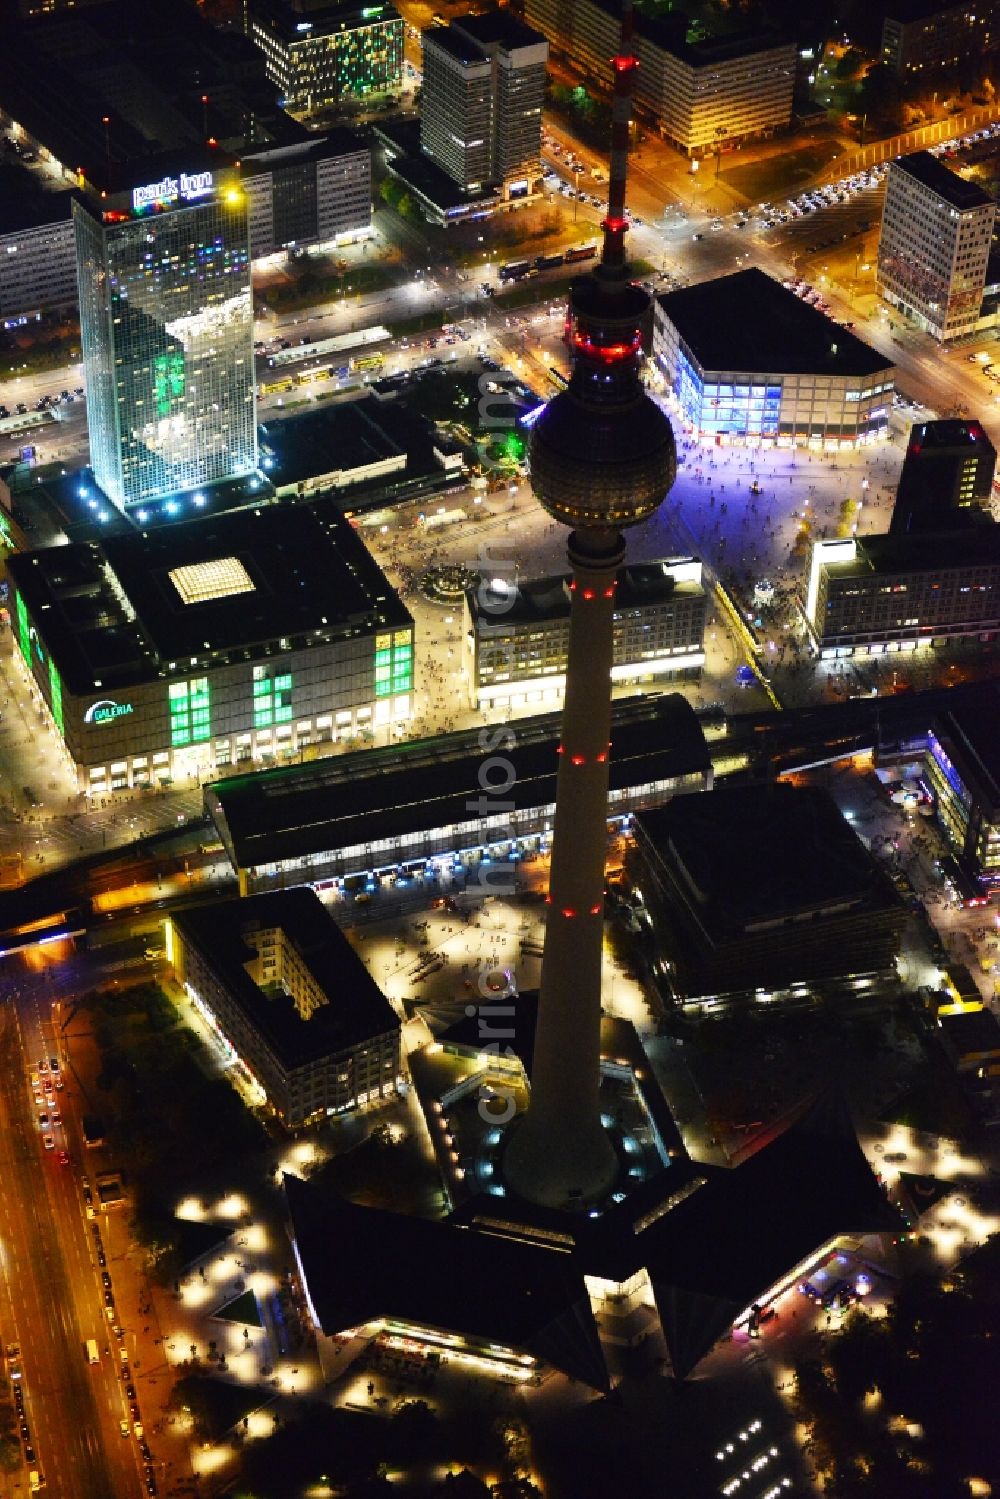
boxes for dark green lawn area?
[721,141,845,204]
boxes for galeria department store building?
[6,499,413,795]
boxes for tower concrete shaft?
[503,529,623,1208]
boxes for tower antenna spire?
[601,0,637,270]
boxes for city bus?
[295,366,332,387]
[85,1339,99,1365]
[351,352,385,374]
[564,243,598,264]
[499,260,531,282]
[259,375,295,397]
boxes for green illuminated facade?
[250,0,404,111]
[253,666,294,728]
[169,678,212,748]
[6,498,413,793]
[374,631,412,699]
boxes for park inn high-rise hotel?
[73,154,257,514]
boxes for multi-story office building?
[247,0,404,112]
[890,419,997,535]
[654,269,895,447]
[73,156,257,513]
[524,0,793,154]
[877,152,996,341]
[168,888,401,1128]
[241,130,372,258]
[655,28,795,157]
[421,12,547,197]
[804,526,1000,656]
[925,685,1000,893]
[0,184,77,323]
[882,0,994,76]
[462,559,707,709]
[6,498,414,795]
[630,783,907,1003]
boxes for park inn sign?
[85,699,134,725]
[132,171,214,212]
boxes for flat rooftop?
[423,25,491,66]
[467,560,704,628]
[206,692,710,870]
[7,497,412,697]
[171,888,399,1070]
[829,525,1000,576]
[940,1006,1000,1055]
[453,10,548,52]
[2,0,300,191]
[258,0,400,38]
[906,419,995,455]
[895,151,995,211]
[240,127,368,176]
[657,268,894,378]
[0,166,75,237]
[636,782,899,936]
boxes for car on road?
[49,1058,59,1073]
[120,1420,129,1438]
[43,1135,53,1150]
[57,1151,69,1166]
[102,1271,112,1289]
[39,1113,49,1128]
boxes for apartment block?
[421,11,547,196]
[882,0,994,76]
[877,152,996,341]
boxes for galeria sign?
[85,699,134,725]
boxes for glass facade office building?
[74,165,257,512]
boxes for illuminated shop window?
[169,676,211,747]
[253,664,293,728]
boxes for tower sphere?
[529,277,677,532]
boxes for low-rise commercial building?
[524,0,793,154]
[241,130,371,259]
[168,888,401,1128]
[926,684,1000,894]
[654,269,895,448]
[463,559,707,709]
[881,0,994,77]
[804,526,1000,657]
[877,152,996,342]
[206,693,712,892]
[247,0,404,112]
[630,782,908,1003]
[6,497,414,794]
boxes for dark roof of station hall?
[170,888,399,1069]
[206,693,711,870]
[657,267,893,378]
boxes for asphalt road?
[0,987,143,1499]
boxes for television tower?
[504,0,677,1210]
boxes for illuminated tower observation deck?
[504,0,677,1211]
